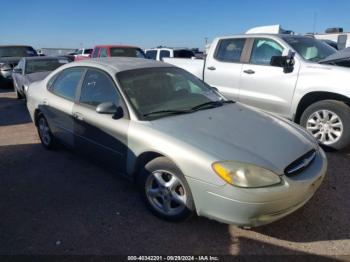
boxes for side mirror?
[13,68,22,74]
[96,102,124,119]
[270,52,295,73]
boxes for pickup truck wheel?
[300,100,350,150]
[138,157,195,222]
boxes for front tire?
[37,114,56,150]
[138,157,195,222]
[300,100,350,150]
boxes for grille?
[284,149,316,176]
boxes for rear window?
[110,47,146,58]
[173,50,195,58]
[0,46,38,58]
[145,50,157,60]
[215,38,245,63]
[26,59,69,74]
[84,49,93,54]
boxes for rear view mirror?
[96,102,124,119]
[13,68,22,74]
[270,52,295,73]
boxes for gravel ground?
[0,89,349,259]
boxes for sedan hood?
[151,103,316,174]
[26,71,51,84]
[320,47,350,64]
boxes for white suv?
[145,47,195,61]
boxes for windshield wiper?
[191,101,224,111]
[143,109,192,117]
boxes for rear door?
[73,68,129,172]
[204,38,246,100]
[239,37,299,117]
[42,67,85,147]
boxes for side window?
[145,50,157,60]
[250,38,284,65]
[50,68,84,101]
[92,48,100,58]
[79,69,119,107]
[78,49,83,55]
[159,50,170,60]
[100,48,108,57]
[215,38,245,62]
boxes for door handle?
[243,69,255,74]
[207,66,216,71]
[73,112,84,121]
[43,99,49,105]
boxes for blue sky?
[2,0,350,49]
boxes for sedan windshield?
[117,67,226,120]
[110,47,146,58]
[283,36,336,62]
[0,46,37,58]
[26,58,69,74]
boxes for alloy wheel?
[145,170,187,216]
[306,109,343,145]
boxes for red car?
[90,45,146,59]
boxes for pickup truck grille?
[284,149,316,176]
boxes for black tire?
[16,90,24,99]
[300,100,350,150]
[138,157,195,222]
[36,114,57,150]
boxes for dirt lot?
[0,88,349,259]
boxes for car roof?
[70,57,173,73]
[94,45,140,49]
[217,33,310,39]
[23,56,66,61]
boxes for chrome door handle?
[73,112,84,121]
[243,69,255,74]
[207,66,216,71]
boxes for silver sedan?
[26,58,327,227]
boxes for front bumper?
[187,149,327,227]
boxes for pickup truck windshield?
[110,47,146,58]
[25,59,68,74]
[0,46,37,58]
[283,36,336,62]
[117,67,224,120]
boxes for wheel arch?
[294,91,350,124]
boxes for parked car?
[0,45,38,86]
[145,47,195,61]
[26,58,326,227]
[165,34,350,150]
[91,45,146,59]
[12,56,70,99]
[74,48,93,61]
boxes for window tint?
[92,48,100,58]
[215,38,245,62]
[110,47,146,58]
[51,68,84,100]
[250,38,283,65]
[159,50,170,60]
[79,69,119,107]
[84,49,92,55]
[146,50,157,60]
[173,50,195,58]
[100,48,108,57]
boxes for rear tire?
[138,157,195,222]
[37,114,57,150]
[300,100,350,150]
[16,90,24,99]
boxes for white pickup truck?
[165,34,350,150]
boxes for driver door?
[73,68,129,172]
[239,38,299,117]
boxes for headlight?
[212,161,282,188]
